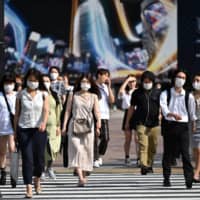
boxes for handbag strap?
[3,92,12,115]
[85,93,94,115]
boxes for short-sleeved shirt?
[0,91,17,135]
[18,89,47,129]
[118,90,134,110]
[98,83,110,120]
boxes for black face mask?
[14,82,22,91]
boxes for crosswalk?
[1,172,200,200]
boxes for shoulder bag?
[73,94,94,136]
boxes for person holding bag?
[62,74,101,187]
[0,73,16,186]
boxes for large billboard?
[3,0,177,78]
[73,0,177,78]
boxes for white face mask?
[175,78,185,88]
[193,82,200,91]
[4,84,14,93]
[143,82,153,90]
[81,83,91,91]
[44,82,51,90]
[50,72,58,81]
[27,81,39,90]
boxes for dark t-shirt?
[130,88,161,128]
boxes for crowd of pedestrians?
[0,67,200,198]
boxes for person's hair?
[15,73,23,80]
[193,73,200,80]
[74,73,101,99]
[49,66,60,74]
[40,74,60,106]
[125,74,137,93]
[23,68,41,89]
[0,72,15,92]
[141,71,155,84]
[96,68,110,79]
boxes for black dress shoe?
[186,181,192,189]
[11,177,17,188]
[185,181,192,189]
[0,170,6,185]
[163,179,171,187]
[141,166,148,175]
[147,167,154,173]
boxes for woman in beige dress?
[62,74,101,187]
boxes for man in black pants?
[94,68,115,167]
[160,70,197,189]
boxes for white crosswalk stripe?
[1,173,200,199]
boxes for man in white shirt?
[160,70,197,189]
[94,68,115,167]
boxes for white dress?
[0,92,17,135]
[68,93,95,172]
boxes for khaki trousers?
[136,125,160,167]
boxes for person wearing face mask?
[192,74,200,183]
[0,73,16,186]
[125,71,161,175]
[93,68,115,168]
[49,66,60,93]
[40,75,62,180]
[61,74,101,187]
[160,70,197,189]
[15,69,49,198]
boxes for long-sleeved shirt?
[160,87,197,122]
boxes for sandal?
[25,184,32,198]
[193,176,200,183]
[34,177,42,194]
[77,179,85,187]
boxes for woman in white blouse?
[15,69,49,198]
[118,74,138,165]
[0,73,16,186]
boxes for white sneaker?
[93,160,100,168]
[47,168,56,180]
[98,157,103,165]
[125,158,131,166]
[40,172,46,181]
